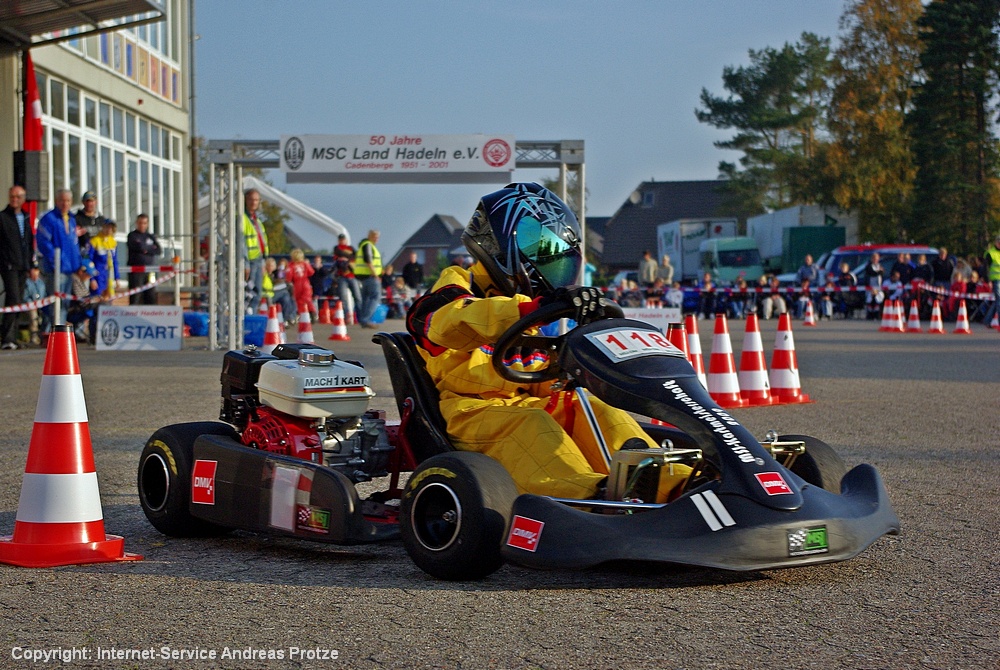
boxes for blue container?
[183,311,209,337]
[244,315,267,347]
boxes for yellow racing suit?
[406,263,690,499]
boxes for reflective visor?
[515,216,582,289]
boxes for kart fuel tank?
[256,348,374,418]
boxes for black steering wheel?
[490,296,624,385]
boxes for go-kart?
[137,294,899,581]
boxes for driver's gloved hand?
[539,286,607,325]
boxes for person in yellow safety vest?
[242,189,269,314]
[355,229,382,328]
[405,183,691,501]
[982,234,1000,326]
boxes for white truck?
[656,218,737,282]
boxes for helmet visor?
[515,216,582,290]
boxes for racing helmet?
[461,182,582,298]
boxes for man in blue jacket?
[36,189,82,325]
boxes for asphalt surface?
[0,316,997,670]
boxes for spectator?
[982,235,1000,326]
[309,255,332,301]
[241,189,269,315]
[638,249,657,289]
[912,254,933,284]
[36,188,83,325]
[402,252,425,297]
[657,254,674,285]
[664,281,684,309]
[381,263,395,292]
[334,233,362,319]
[126,213,161,305]
[286,248,315,321]
[265,257,295,322]
[73,190,109,256]
[761,275,787,320]
[0,185,34,350]
[89,219,119,300]
[796,254,819,286]
[795,279,813,319]
[646,277,665,305]
[837,261,859,318]
[355,229,383,329]
[891,252,913,285]
[389,275,413,318]
[882,270,904,303]
[697,272,716,319]
[861,252,885,320]
[819,277,838,319]
[66,261,97,343]
[932,247,956,289]
[729,278,751,319]
[23,264,47,345]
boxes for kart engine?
[220,344,393,483]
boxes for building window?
[126,112,136,148]
[99,102,110,138]
[36,72,47,113]
[50,80,64,120]
[114,152,125,222]
[112,107,123,143]
[67,86,80,126]
[85,98,97,129]
[68,134,81,198]
[86,141,98,195]
[51,130,64,192]
[642,192,655,207]
[139,119,149,152]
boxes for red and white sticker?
[754,471,793,496]
[506,515,545,552]
[191,459,218,505]
[586,328,685,362]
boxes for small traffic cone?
[684,314,707,389]
[928,300,945,334]
[769,313,811,404]
[343,293,356,326]
[257,299,269,316]
[879,300,897,332]
[905,301,923,333]
[738,314,773,406]
[894,300,906,332]
[328,299,351,342]
[666,322,689,359]
[991,311,1000,331]
[707,314,745,409]
[318,298,332,325]
[276,305,287,344]
[953,300,972,334]
[296,308,315,344]
[0,325,142,567]
[802,300,817,327]
[262,305,281,354]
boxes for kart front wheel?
[138,421,238,537]
[401,452,519,581]
[780,434,849,494]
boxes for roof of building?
[601,180,754,268]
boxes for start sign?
[95,305,183,351]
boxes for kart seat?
[372,331,455,463]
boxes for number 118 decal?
[585,328,686,362]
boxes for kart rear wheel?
[138,421,238,537]
[401,452,518,581]
[779,434,849,494]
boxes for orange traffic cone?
[878,300,897,332]
[666,322,689,360]
[928,300,945,334]
[738,313,773,406]
[802,300,817,327]
[318,298,332,325]
[953,300,972,334]
[257,299,269,316]
[262,305,281,354]
[296,308,315,344]
[905,301,923,333]
[328,299,351,342]
[769,313,811,404]
[894,300,906,332]
[343,293,356,326]
[684,314,707,389]
[0,325,142,567]
[707,314,745,409]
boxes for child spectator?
[389,275,413,318]
[23,265,47,345]
[664,281,684,309]
[66,261,98,343]
[286,248,316,321]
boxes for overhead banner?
[95,305,183,351]
[280,134,516,184]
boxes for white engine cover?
[256,349,374,418]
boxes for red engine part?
[241,406,322,463]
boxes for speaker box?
[13,151,49,202]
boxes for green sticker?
[788,525,829,556]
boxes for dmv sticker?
[506,515,545,552]
[586,328,686,362]
[191,460,218,505]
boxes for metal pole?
[208,161,216,350]
[579,162,587,285]
[53,248,62,325]
[235,164,245,348]
[227,164,237,348]
[188,0,199,273]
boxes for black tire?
[137,421,238,537]
[401,452,519,581]
[779,434,849,494]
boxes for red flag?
[23,51,43,232]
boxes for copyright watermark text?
[11,645,339,664]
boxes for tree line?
[696,0,1000,255]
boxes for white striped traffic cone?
[769,313,811,404]
[343,292,356,326]
[802,300,817,327]
[953,300,972,334]
[262,305,281,354]
[905,301,923,333]
[894,300,906,332]
[276,305,287,344]
[879,300,897,332]
[928,300,945,334]
[328,299,351,342]
[991,311,1000,331]
[738,313,773,406]
[0,325,142,567]
[684,314,707,389]
[707,313,745,409]
[296,308,315,344]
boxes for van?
[779,243,939,285]
[699,237,764,286]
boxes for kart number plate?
[586,328,686,362]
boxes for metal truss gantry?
[206,139,585,350]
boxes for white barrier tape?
[0,271,179,313]
[15,472,103,523]
[35,375,89,424]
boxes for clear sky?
[195,0,847,256]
